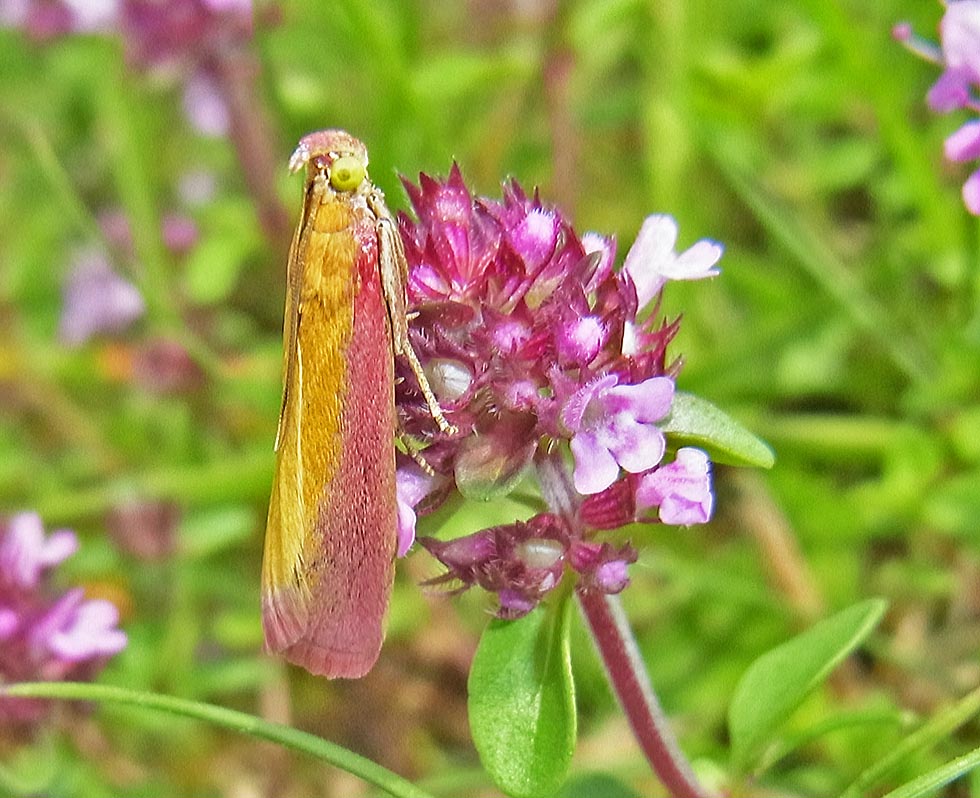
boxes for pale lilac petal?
[560,374,617,433]
[605,376,675,422]
[945,121,980,162]
[608,418,666,474]
[60,250,145,346]
[396,498,417,558]
[39,529,78,568]
[47,599,127,661]
[964,169,980,215]
[622,214,678,306]
[395,466,435,557]
[62,0,119,31]
[570,432,620,494]
[1,512,46,588]
[594,560,630,593]
[0,0,29,27]
[203,0,252,13]
[636,447,714,526]
[658,490,714,526]
[941,1,980,80]
[670,240,724,280]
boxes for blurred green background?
[2,0,980,796]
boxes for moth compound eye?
[329,156,365,192]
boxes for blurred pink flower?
[59,249,145,346]
[0,513,126,730]
[899,1,980,215]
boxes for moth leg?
[371,191,457,435]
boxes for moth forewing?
[262,128,452,679]
[275,176,325,453]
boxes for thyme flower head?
[0,513,127,730]
[394,167,721,617]
[897,1,980,214]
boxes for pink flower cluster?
[897,1,980,214]
[1,0,253,138]
[394,167,720,616]
[0,513,126,729]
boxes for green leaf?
[468,600,576,798]
[728,598,887,772]
[662,392,775,468]
[558,772,641,798]
[182,234,253,305]
[182,199,263,305]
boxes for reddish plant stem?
[577,591,709,798]
[211,51,292,258]
[534,449,710,798]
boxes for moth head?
[288,129,370,193]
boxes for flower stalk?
[536,449,710,798]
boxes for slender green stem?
[2,682,436,798]
[877,745,980,798]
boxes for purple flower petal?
[47,599,127,661]
[594,559,630,593]
[0,607,19,640]
[60,250,145,347]
[607,417,667,474]
[927,68,972,112]
[0,512,75,589]
[560,374,617,434]
[964,169,980,215]
[636,447,714,526]
[605,376,675,422]
[570,432,621,495]
[945,121,980,162]
[62,0,119,31]
[395,465,435,557]
[622,215,678,306]
[941,1,980,82]
[622,214,722,307]
[671,240,724,280]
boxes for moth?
[262,129,449,678]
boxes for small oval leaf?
[468,600,576,798]
[662,391,775,468]
[729,598,887,773]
